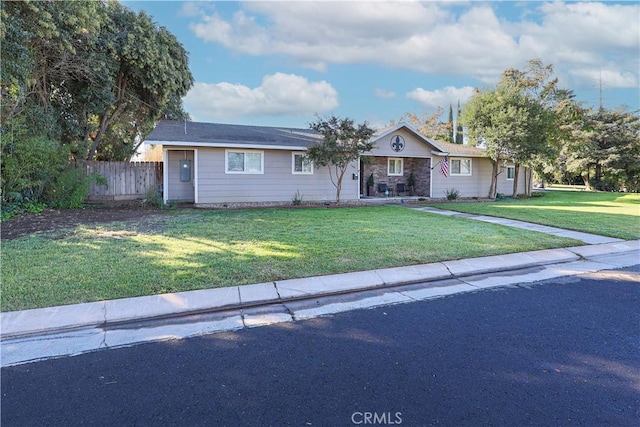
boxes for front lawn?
[432,191,640,240]
[1,206,581,311]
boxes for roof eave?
[145,140,309,151]
[430,150,487,158]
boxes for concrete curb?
[2,240,637,340]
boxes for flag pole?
[430,152,450,170]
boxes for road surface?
[2,266,638,426]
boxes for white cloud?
[569,68,638,89]
[512,2,639,89]
[187,2,639,89]
[375,89,396,99]
[183,73,339,121]
[179,2,216,18]
[406,86,476,109]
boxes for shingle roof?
[145,120,487,157]
[145,120,322,148]
[430,140,487,157]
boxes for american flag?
[441,156,449,177]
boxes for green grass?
[431,191,640,240]
[1,206,581,311]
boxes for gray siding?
[167,146,359,204]
[369,128,432,158]
[431,155,527,198]
[167,150,195,202]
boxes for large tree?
[462,60,561,198]
[447,103,454,143]
[1,0,193,209]
[391,108,451,141]
[75,2,193,160]
[562,107,640,191]
[455,100,464,144]
[1,0,193,161]
[307,116,376,203]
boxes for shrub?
[292,190,304,206]
[1,136,68,203]
[445,188,460,200]
[143,187,166,208]
[45,167,106,209]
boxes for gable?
[368,124,487,158]
[368,127,437,158]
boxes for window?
[451,158,472,176]
[292,153,313,174]
[388,158,403,176]
[226,150,263,174]
[506,166,515,180]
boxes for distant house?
[143,120,529,206]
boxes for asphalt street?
[2,265,639,426]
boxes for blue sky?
[124,1,639,129]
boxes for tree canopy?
[1,0,193,161]
[560,107,640,191]
[461,60,562,198]
[390,108,452,142]
[1,0,193,214]
[307,116,376,203]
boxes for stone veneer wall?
[362,157,431,197]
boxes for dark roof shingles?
[145,120,321,147]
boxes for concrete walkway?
[1,208,638,366]
[413,206,624,244]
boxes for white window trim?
[292,152,313,175]
[388,158,403,176]
[506,165,515,180]
[450,158,472,176]
[225,149,264,174]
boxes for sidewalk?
[2,225,638,366]
[412,206,624,245]
[2,240,638,366]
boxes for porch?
[360,156,431,198]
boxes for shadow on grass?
[1,206,584,311]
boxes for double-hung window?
[226,150,263,174]
[388,158,403,176]
[451,158,472,176]
[292,153,313,174]
[506,166,515,180]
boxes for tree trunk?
[335,168,344,203]
[512,163,520,198]
[488,160,499,199]
[87,73,129,160]
[583,166,591,190]
[595,163,602,188]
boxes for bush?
[143,187,165,208]
[445,188,460,200]
[44,167,104,209]
[1,136,68,203]
[292,190,304,206]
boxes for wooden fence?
[79,161,163,201]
